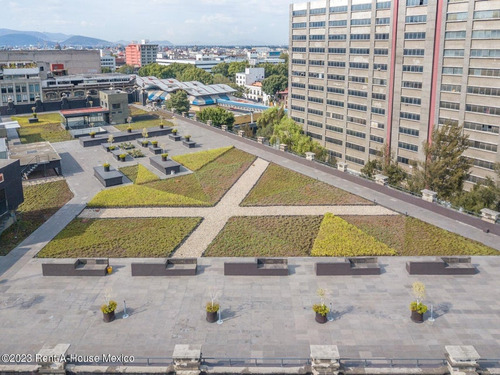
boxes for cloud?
[185,13,235,25]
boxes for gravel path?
[79,158,396,257]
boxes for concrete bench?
[131,258,197,276]
[224,258,289,276]
[316,257,381,276]
[406,257,476,275]
[42,258,109,276]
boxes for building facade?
[0,65,42,106]
[289,0,500,186]
[236,67,265,86]
[126,42,158,68]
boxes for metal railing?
[201,357,311,368]
[66,356,174,367]
[341,358,447,369]
[478,358,500,368]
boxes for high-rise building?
[289,0,500,187]
[125,40,158,68]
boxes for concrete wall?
[0,159,24,213]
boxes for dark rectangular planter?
[149,146,163,154]
[131,259,197,276]
[93,166,124,187]
[42,258,109,276]
[182,140,196,148]
[169,134,181,141]
[150,156,181,175]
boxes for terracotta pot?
[206,311,218,323]
[103,311,115,323]
[411,310,424,323]
[315,312,327,324]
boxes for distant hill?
[151,40,173,46]
[61,35,113,47]
[42,32,72,42]
[0,33,55,47]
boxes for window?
[442,67,463,75]
[327,87,345,94]
[405,32,426,39]
[401,96,422,105]
[472,30,500,39]
[292,82,306,88]
[466,104,500,116]
[439,117,459,126]
[330,112,344,120]
[348,103,367,111]
[308,108,324,116]
[441,84,461,92]
[112,103,121,109]
[398,141,418,152]
[468,140,497,152]
[328,61,346,67]
[375,33,390,40]
[373,63,387,71]
[403,65,423,73]
[292,116,305,123]
[292,35,307,40]
[291,105,305,112]
[350,48,370,55]
[372,92,386,100]
[328,74,345,81]
[326,137,343,145]
[346,142,366,152]
[330,5,348,12]
[467,175,488,185]
[329,34,346,40]
[470,49,500,58]
[473,10,500,20]
[352,3,371,11]
[330,20,347,27]
[351,34,370,40]
[376,1,391,9]
[373,77,387,85]
[292,22,307,28]
[464,121,499,134]
[445,31,466,39]
[309,84,324,91]
[399,127,419,136]
[326,99,344,107]
[376,17,390,25]
[374,48,388,55]
[329,48,346,54]
[310,7,326,14]
[291,94,305,100]
[404,49,425,56]
[292,47,307,52]
[346,155,365,165]
[400,111,420,121]
[347,129,366,138]
[307,120,323,128]
[328,150,343,159]
[407,0,428,5]
[327,125,344,133]
[308,96,324,103]
[310,21,326,28]
[292,59,306,64]
[307,132,323,140]
[397,156,411,164]
[467,86,500,96]
[447,12,468,21]
[310,35,325,41]
[406,15,427,23]
[443,49,464,57]
[310,60,325,66]
[349,75,368,83]
[370,134,384,143]
[371,107,385,114]
[403,81,422,89]
[351,18,371,25]
[347,116,367,125]
[468,68,500,77]
[348,89,368,97]
[468,158,495,170]
[309,47,325,53]
[292,9,307,16]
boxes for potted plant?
[142,128,149,139]
[159,118,164,129]
[152,140,158,147]
[410,281,427,323]
[89,131,96,138]
[127,126,132,133]
[172,128,178,134]
[206,290,220,323]
[312,288,330,324]
[119,153,127,162]
[106,265,113,274]
[101,300,117,322]
[141,140,149,147]
[184,135,191,142]
[161,153,168,162]
[108,134,114,144]
[109,145,116,151]
[103,162,110,172]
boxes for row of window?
[469,140,497,152]
[468,158,495,171]
[441,84,461,93]
[347,129,366,139]
[447,12,468,21]
[407,0,428,6]
[348,89,367,98]
[327,125,343,133]
[466,104,500,116]
[400,111,420,121]
[467,86,500,97]
[307,132,322,140]
[442,67,463,75]
[472,30,500,39]
[346,142,365,152]
[471,49,500,58]
[399,127,419,136]
[464,121,499,134]
[406,15,426,23]
[326,136,342,145]
[404,49,425,56]
[401,96,422,105]
[440,101,460,110]
[473,10,500,20]
[370,134,384,143]
[308,108,324,116]
[327,99,344,107]
[405,32,426,40]
[291,94,305,100]
[398,141,418,152]
[293,2,392,16]
[307,119,323,128]
[372,107,385,115]
[403,65,423,73]
[346,155,365,165]
[328,74,345,81]
[308,96,323,103]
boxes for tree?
[101,67,112,73]
[227,61,249,81]
[212,73,234,86]
[117,64,135,74]
[361,146,407,185]
[454,178,499,213]
[211,62,229,78]
[279,52,289,65]
[165,90,190,113]
[256,106,286,138]
[179,66,214,84]
[197,107,235,127]
[257,62,288,78]
[262,74,288,97]
[409,123,471,199]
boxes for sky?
[3,0,303,45]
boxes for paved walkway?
[79,158,395,257]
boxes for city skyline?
[3,0,303,45]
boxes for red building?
[125,42,158,68]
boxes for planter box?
[131,259,197,276]
[149,145,163,154]
[42,258,109,276]
[224,258,288,276]
[169,134,181,141]
[316,257,381,276]
[28,118,39,123]
[182,140,196,148]
[406,257,476,275]
[150,155,181,175]
[93,166,124,187]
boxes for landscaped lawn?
[37,217,202,258]
[341,215,498,256]
[0,180,73,255]
[88,147,256,207]
[114,106,173,131]
[119,164,159,184]
[241,163,372,206]
[204,216,323,257]
[11,113,72,143]
[172,146,233,171]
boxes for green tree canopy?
[361,145,407,186]
[178,66,214,85]
[256,106,286,138]
[165,90,190,113]
[262,74,288,96]
[409,123,471,199]
[227,61,249,80]
[197,107,235,127]
[211,62,229,77]
[117,64,135,74]
[454,178,499,213]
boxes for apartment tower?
[289,0,500,186]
